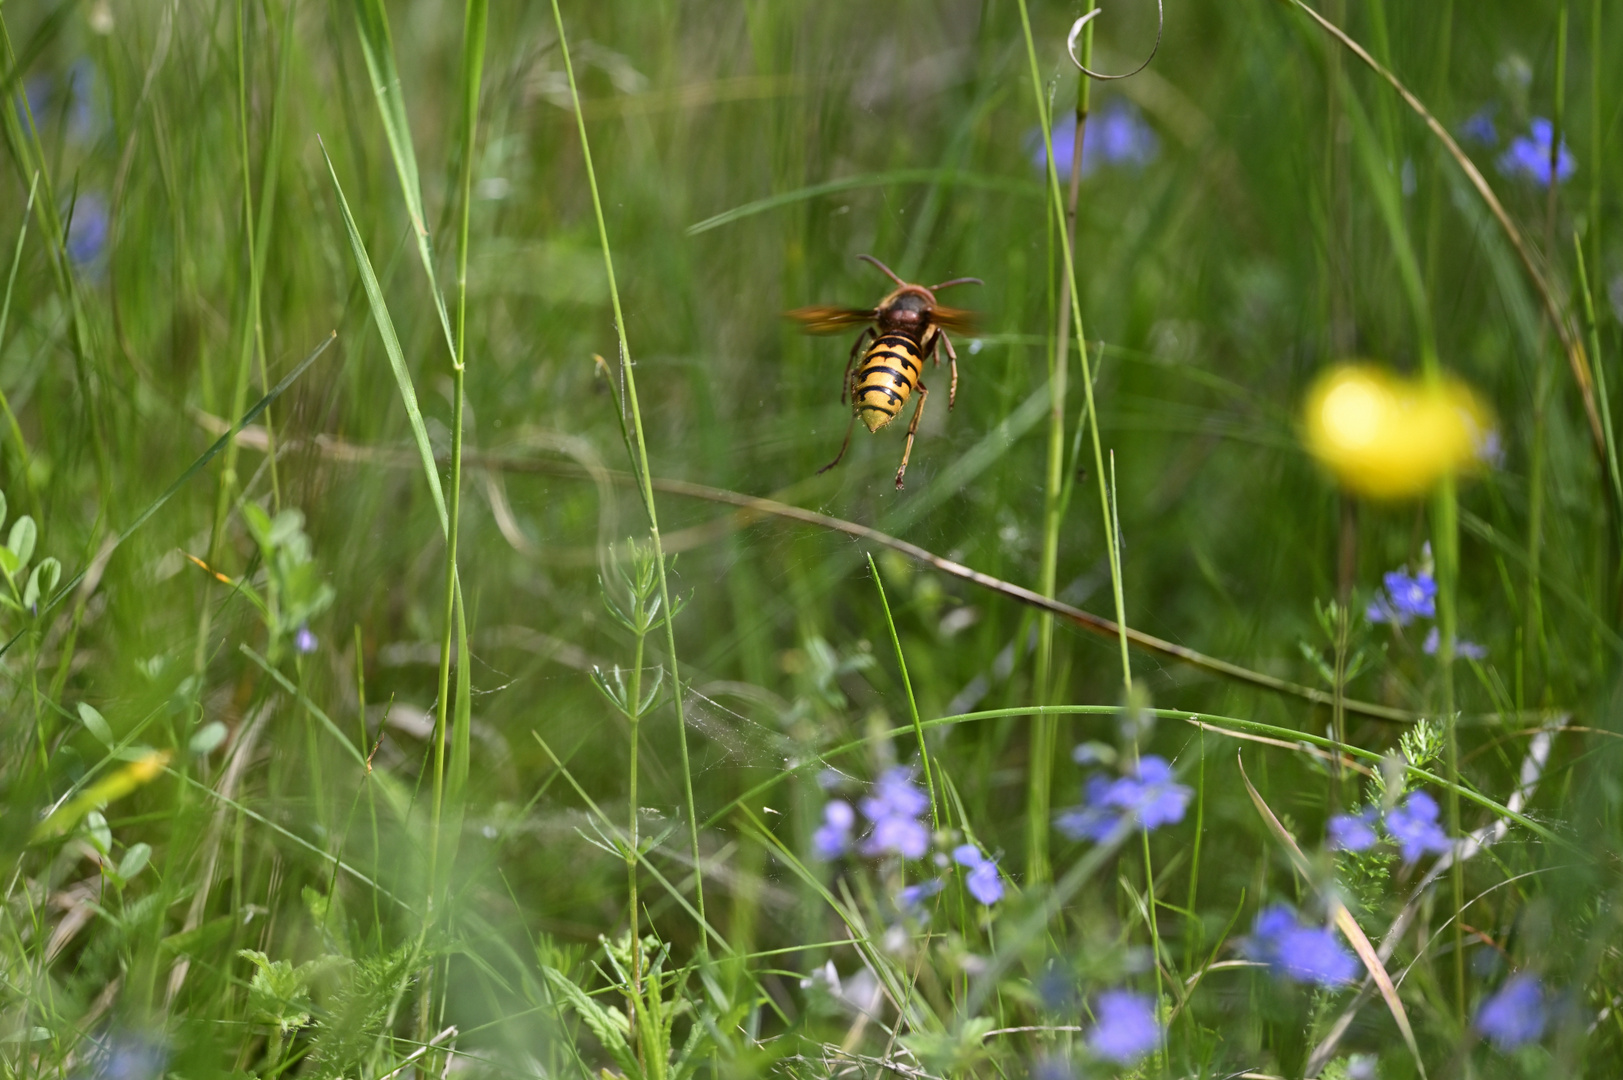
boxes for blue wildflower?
[1245,904,1359,986]
[952,843,1004,905]
[1055,775,1119,841]
[294,625,319,655]
[1056,755,1191,841]
[66,193,109,268]
[65,59,108,144]
[1383,791,1451,863]
[1499,118,1575,186]
[92,1032,168,1080]
[1460,108,1497,146]
[1328,808,1378,852]
[1422,626,1487,661]
[1087,990,1161,1064]
[813,799,854,859]
[898,878,944,911]
[1031,1057,1074,1080]
[860,768,930,858]
[1028,98,1159,179]
[18,75,51,125]
[1387,570,1436,619]
[1475,974,1546,1050]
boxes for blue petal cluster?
[1460,108,1497,146]
[952,843,1004,905]
[1498,119,1576,186]
[1028,99,1160,179]
[1327,793,1453,862]
[860,768,930,858]
[1367,569,1437,625]
[1055,755,1191,841]
[1245,905,1359,987]
[1327,808,1378,852]
[1422,626,1486,661]
[813,799,855,859]
[1368,563,1489,660]
[294,625,319,655]
[898,878,944,911]
[1475,974,1547,1050]
[1384,791,1451,863]
[67,193,109,268]
[1087,990,1161,1064]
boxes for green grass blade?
[320,139,449,535]
[685,168,1039,235]
[349,0,456,363]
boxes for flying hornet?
[787,255,981,489]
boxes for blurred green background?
[3,0,1620,1075]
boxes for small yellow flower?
[1303,364,1492,499]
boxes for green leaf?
[242,502,273,550]
[23,557,58,610]
[7,514,35,567]
[318,142,448,536]
[78,702,114,747]
[117,842,151,880]
[541,966,643,1080]
[189,721,228,756]
[0,545,18,580]
[83,810,111,856]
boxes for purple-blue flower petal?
[1475,974,1546,1050]
[1088,990,1160,1064]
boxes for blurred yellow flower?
[1303,364,1493,499]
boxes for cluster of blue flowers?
[1461,107,1577,187]
[1244,905,1359,986]
[1367,564,1486,660]
[952,844,1003,905]
[1500,118,1576,186]
[1027,98,1159,180]
[815,768,1005,908]
[1055,754,1191,841]
[859,767,931,858]
[1329,791,1452,863]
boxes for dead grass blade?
[1236,752,1427,1079]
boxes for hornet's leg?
[937,329,960,410]
[841,328,872,404]
[818,414,857,475]
[895,381,929,489]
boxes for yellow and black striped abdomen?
[853,332,923,432]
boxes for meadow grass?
[2,0,1622,1077]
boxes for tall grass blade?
[349,0,456,360]
[320,141,448,533]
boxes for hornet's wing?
[784,306,877,334]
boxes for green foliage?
[2,0,1622,1076]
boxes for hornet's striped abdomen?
[853,332,926,432]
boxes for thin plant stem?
[626,623,646,1063]
[1028,0,1097,888]
[428,0,487,916]
[550,0,708,945]
[867,552,939,832]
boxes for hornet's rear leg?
[894,381,929,489]
[819,361,860,475]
